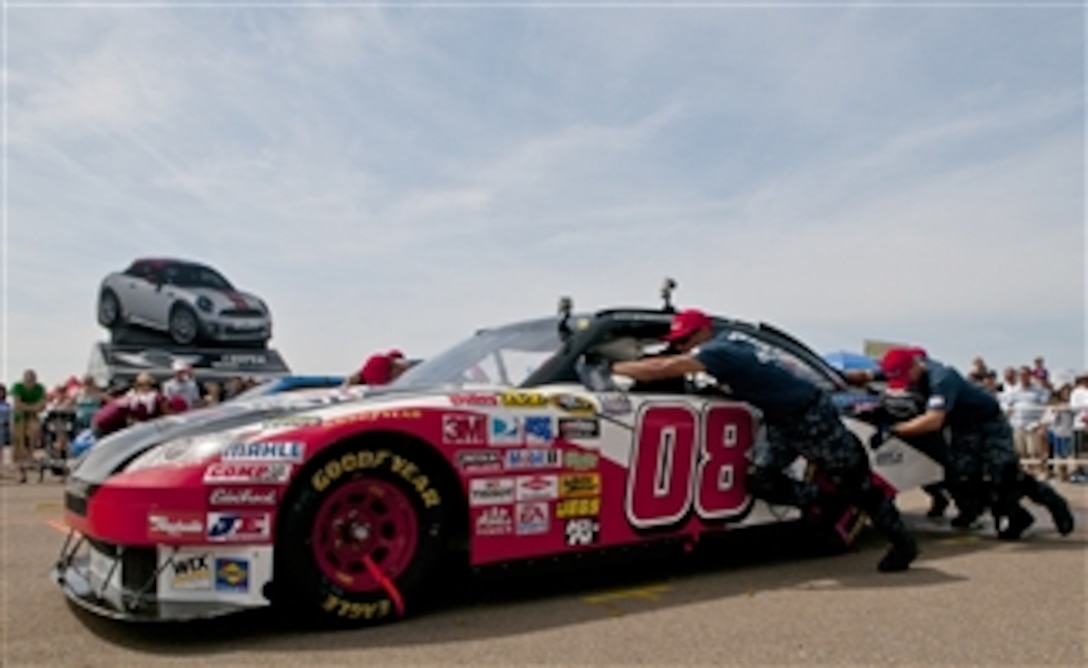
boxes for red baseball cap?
[663,309,714,342]
[880,347,927,389]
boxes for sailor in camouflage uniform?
[874,348,1074,540]
[613,309,918,572]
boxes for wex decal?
[221,441,304,462]
[206,512,271,542]
[168,554,212,591]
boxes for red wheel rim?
[311,478,419,594]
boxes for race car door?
[616,382,760,534]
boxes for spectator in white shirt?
[162,361,201,411]
[1042,384,1076,480]
[1004,366,1049,472]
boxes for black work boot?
[877,532,918,572]
[950,507,983,529]
[926,493,949,519]
[1031,483,1075,536]
[997,506,1034,541]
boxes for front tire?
[276,446,450,628]
[168,303,200,346]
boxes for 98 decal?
[625,403,755,529]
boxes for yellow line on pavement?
[583,582,672,605]
[33,501,62,512]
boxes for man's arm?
[890,409,946,437]
[612,355,706,383]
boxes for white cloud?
[4,5,1084,386]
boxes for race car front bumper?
[52,529,273,622]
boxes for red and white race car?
[54,297,943,626]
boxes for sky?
[3,1,1085,387]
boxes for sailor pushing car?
[612,308,918,572]
[858,347,1074,540]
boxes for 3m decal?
[488,415,522,446]
[203,462,292,485]
[625,403,753,529]
[551,394,595,414]
[515,474,558,501]
[524,416,554,445]
[504,448,560,471]
[469,477,516,506]
[207,487,278,506]
[499,391,550,408]
[475,506,514,536]
[456,450,503,474]
[559,473,601,498]
[206,511,271,542]
[450,393,499,407]
[555,497,600,519]
[221,441,304,462]
[516,501,549,535]
[321,593,393,620]
[565,518,600,546]
[214,557,250,593]
[147,513,204,540]
[443,414,487,446]
[558,417,600,439]
[563,450,599,471]
[168,555,212,590]
[311,449,442,508]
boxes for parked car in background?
[97,258,272,348]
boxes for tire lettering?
[321,593,393,620]
[310,450,442,508]
[626,403,753,529]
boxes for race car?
[55,288,944,627]
[97,258,272,347]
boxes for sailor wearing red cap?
[613,308,918,572]
[875,347,1073,539]
[344,349,412,387]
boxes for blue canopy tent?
[823,350,879,372]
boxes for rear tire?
[97,289,121,329]
[275,445,450,628]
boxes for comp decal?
[311,449,442,509]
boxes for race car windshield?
[391,318,563,389]
[163,264,234,290]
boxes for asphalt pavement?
[2,470,1085,667]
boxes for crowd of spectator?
[0,362,261,483]
[964,355,1088,481]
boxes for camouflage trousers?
[757,394,867,474]
[751,394,908,540]
[945,418,1019,486]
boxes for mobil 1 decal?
[624,401,755,531]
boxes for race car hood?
[185,287,265,312]
[68,387,372,486]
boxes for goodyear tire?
[276,445,449,628]
[97,289,121,329]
